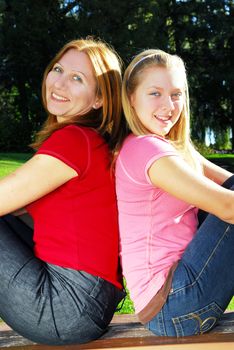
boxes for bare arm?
[197,153,233,185]
[148,155,234,224]
[0,154,77,216]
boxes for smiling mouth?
[51,92,69,102]
[154,114,172,122]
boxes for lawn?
[0,153,31,178]
[0,152,233,313]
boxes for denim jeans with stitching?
[147,175,234,337]
[0,215,125,345]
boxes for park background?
[0,0,233,313]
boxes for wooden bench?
[0,312,233,350]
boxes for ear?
[93,97,103,110]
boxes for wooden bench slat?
[0,338,234,350]
[0,312,233,349]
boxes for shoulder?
[120,134,177,159]
[47,125,104,146]
[52,125,94,138]
[64,125,105,144]
[38,125,93,156]
[123,133,174,147]
[116,134,178,184]
[37,125,101,176]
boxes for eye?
[72,74,83,83]
[172,92,183,99]
[52,65,62,73]
[149,91,160,97]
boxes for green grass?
[0,153,31,178]
[1,153,234,313]
[116,284,134,314]
[207,154,234,159]
[207,154,234,165]
[227,298,234,311]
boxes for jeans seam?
[158,310,167,336]
[170,225,230,295]
[172,317,184,336]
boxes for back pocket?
[172,302,223,337]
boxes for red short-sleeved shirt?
[27,125,122,289]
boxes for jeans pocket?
[83,277,112,331]
[172,302,223,337]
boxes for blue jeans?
[0,215,125,345]
[147,176,234,337]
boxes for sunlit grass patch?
[0,153,31,178]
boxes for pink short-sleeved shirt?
[115,134,198,313]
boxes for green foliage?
[0,0,233,150]
[212,129,232,150]
[193,140,214,156]
[0,87,32,151]
[0,0,78,150]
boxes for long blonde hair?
[32,37,124,151]
[122,49,199,169]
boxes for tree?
[0,0,233,150]
[165,0,234,148]
[56,0,234,149]
[0,0,77,150]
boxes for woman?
[115,49,234,337]
[0,38,125,345]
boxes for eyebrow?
[55,62,87,79]
[147,85,183,91]
[147,85,163,90]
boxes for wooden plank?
[0,312,233,349]
[0,338,233,350]
[65,343,233,350]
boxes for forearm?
[200,155,233,185]
[149,155,234,225]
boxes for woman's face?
[45,49,102,123]
[130,66,185,137]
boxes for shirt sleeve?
[36,125,89,176]
[118,135,178,185]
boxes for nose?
[160,96,175,113]
[54,74,67,90]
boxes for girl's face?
[45,49,102,123]
[130,66,185,137]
